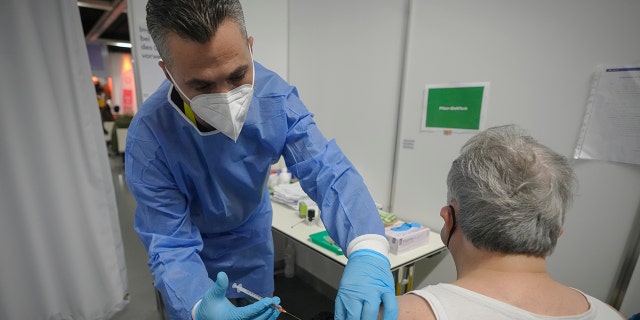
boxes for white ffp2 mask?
[166,57,255,142]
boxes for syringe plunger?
[231,283,289,314]
[231,283,263,301]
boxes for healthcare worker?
[125,0,398,319]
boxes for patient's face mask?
[165,52,254,142]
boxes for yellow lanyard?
[183,101,197,126]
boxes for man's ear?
[158,60,172,83]
[558,227,564,237]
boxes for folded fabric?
[272,182,314,209]
[378,210,398,226]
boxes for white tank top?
[410,284,623,319]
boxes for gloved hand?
[335,249,398,320]
[195,272,281,320]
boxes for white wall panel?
[289,0,408,207]
[242,0,288,80]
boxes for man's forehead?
[166,24,248,66]
[167,43,248,80]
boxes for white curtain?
[0,1,128,319]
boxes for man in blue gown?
[125,1,397,319]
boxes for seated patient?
[394,125,624,319]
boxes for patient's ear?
[440,206,453,226]
[558,227,564,237]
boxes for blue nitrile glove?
[195,272,281,320]
[335,249,398,320]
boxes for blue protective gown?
[124,62,384,319]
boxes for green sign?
[422,85,487,131]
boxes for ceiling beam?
[77,0,115,11]
[84,0,127,42]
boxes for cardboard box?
[385,222,430,255]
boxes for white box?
[385,223,430,255]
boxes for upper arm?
[396,293,437,320]
[124,125,196,250]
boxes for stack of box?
[384,222,430,255]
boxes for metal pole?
[608,202,640,309]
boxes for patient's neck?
[453,244,549,281]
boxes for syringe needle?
[232,283,300,318]
[282,311,303,320]
[290,218,306,228]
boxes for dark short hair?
[146,0,247,66]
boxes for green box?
[309,231,343,255]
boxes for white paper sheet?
[574,65,640,165]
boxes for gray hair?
[447,124,575,257]
[146,0,248,66]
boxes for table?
[271,202,447,294]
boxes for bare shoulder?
[396,293,437,320]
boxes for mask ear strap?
[249,47,255,87]
[446,205,457,247]
[164,67,191,104]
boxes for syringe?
[231,282,300,319]
[231,283,270,303]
